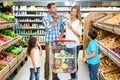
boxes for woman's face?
[70,8,77,18]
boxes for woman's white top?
[30,48,41,68]
[65,18,82,48]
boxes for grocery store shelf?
[81,9,120,12]
[15,27,45,30]
[93,22,120,36]
[113,25,120,35]
[2,50,27,80]
[14,9,120,12]
[97,41,120,67]
[99,71,106,80]
[108,50,120,67]
[24,41,45,46]
[19,33,45,36]
[19,20,42,23]
[14,9,70,12]
[0,22,18,30]
[97,41,108,56]
[15,15,44,17]
[0,65,9,80]
[0,35,22,51]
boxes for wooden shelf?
[0,65,9,80]
[93,22,120,36]
[84,12,120,80]
[0,35,22,51]
[97,40,120,67]
[99,69,106,80]
[2,50,27,80]
[0,22,18,30]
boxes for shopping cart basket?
[49,40,77,80]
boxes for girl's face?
[70,8,77,18]
[35,40,39,47]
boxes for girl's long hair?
[27,37,37,55]
[71,5,83,25]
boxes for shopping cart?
[49,40,77,80]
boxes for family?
[27,2,100,80]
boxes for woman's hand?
[68,24,73,29]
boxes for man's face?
[49,4,57,14]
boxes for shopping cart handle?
[53,40,75,42]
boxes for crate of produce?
[17,50,24,61]
[98,42,108,56]
[99,71,106,80]
[9,56,17,70]
[0,64,9,80]
[99,56,114,72]
[113,25,120,35]
[104,69,120,80]
[93,22,104,29]
[108,48,120,59]
[107,49,120,67]
[50,40,77,74]
[96,22,114,33]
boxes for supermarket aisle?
[13,50,89,80]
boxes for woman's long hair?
[71,5,83,25]
[27,37,37,55]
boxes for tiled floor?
[13,50,89,80]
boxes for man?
[42,2,64,80]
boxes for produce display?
[104,70,120,80]
[91,12,120,80]
[99,56,120,74]
[1,30,17,38]
[103,13,120,25]
[0,18,7,23]
[53,58,75,73]
[99,35,120,49]
[6,44,24,55]
[0,34,11,45]
[0,13,16,22]
[0,65,4,71]
[111,47,120,57]
[0,53,14,63]
[94,28,111,40]
[96,13,115,22]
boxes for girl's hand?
[34,68,37,72]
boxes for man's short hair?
[88,28,97,40]
[47,2,55,9]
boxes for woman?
[64,5,82,80]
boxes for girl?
[83,29,100,80]
[27,37,42,80]
[64,5,82,80]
